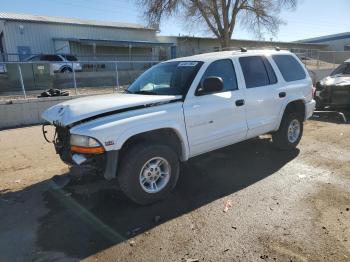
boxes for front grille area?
[53,126,107,171]
[54,126,73,164]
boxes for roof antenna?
[240,47,247,52]
[275,46,281,51]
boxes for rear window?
[27,55,41,61]
[272,55,306,82]
[239,56,277,88]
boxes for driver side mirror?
[196,76,224,96]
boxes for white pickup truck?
[42,49,315,204]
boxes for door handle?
[279,92,286,98]
[235,99,245,107]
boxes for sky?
[1,0,349,42]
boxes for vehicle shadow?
[0,137,299,260]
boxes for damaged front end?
[315,79,350,109]
[42,123,117,179]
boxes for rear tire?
[272,112,303,150]
[118,142,180,205]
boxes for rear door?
[183,59,247,157]
[238,55,283,138]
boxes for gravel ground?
[0,118,349,262]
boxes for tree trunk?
[220,32,231,49]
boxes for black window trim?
[239,55,278,89]
[262,56,278,85]
[195,58,239,96]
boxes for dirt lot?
[0,118,349,262]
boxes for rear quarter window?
[272,55,306,82]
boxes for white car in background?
[25,54,82,73]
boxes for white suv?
[42,49,315,204]
[26,54,82,73]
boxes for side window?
[239,56,277,88]
[272,55,306,82]
[41,55,63,61]
[200,59,238,92]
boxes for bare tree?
[138,0,297,48]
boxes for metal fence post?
[115,61,120,92]
[17,64,26,99]
[72,62,78,95]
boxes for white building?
[0,12,175,61]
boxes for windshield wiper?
[124,89,133,94]
[133,90,157,95]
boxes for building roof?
[297,32,350,43]
[176,35,327,46]
[0,12,155,31]
[53,37,175,46]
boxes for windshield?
[330,62,350,76]
[127,61,203,96]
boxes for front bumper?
[315,83,350,108]
[305,99,316,119]
[44,124,118,180]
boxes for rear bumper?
[305,100,316,119]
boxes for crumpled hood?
[320,75,350,86]
[42,93,181,126]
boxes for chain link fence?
[293,51,350,84]
[1,48,349,101]
[0,60,158,101]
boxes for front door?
[183,59,248,157]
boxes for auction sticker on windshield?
[178,62,198,67]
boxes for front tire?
[272,112,303,150]
[118,142,180,205]
[61,67,73,73]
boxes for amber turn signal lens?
[71,145,105,154]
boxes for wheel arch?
[118,127,189,162]
[276,99,306,130]
[60,65,72,72]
